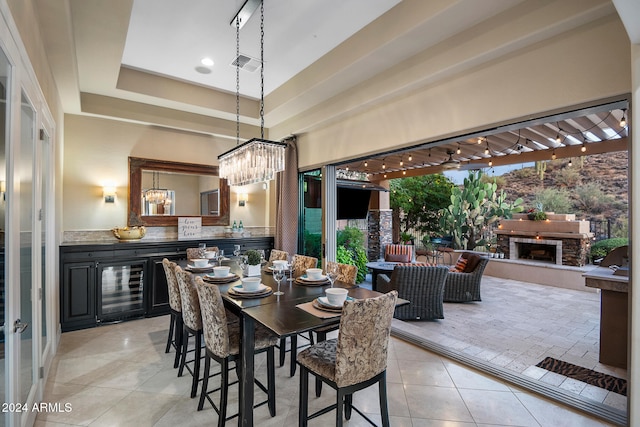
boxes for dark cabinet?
[60,237,274,332]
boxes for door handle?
[14,319,29,334]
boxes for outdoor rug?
[536,357,627,396]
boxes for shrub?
[573,182,613,214]
[337,227,368,283]
[590,238,628,261]
[553,166,581,187]
[303,231,322,260]
[534,187,571,213]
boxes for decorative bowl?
[112,226,146,240]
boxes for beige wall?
[274,15,630,171]
[62,114,275,230]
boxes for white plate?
[301,274,327,282]
[268,265,290,272]
[188,264,212,270]
[318,295,353,308]
[205,272,235,279]
[232,283,267,294]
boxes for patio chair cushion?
[451,257,468,272]
[386,252,411,263]
[461,253,482,273]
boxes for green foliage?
[553,166,581,187]
[535,161,547,180]
[245,249,262,265]
[534,187,572,214]
[611,216,629,239]
[591,238,629,261]
[511,168,536,179]
[336,226,368,283]
[573,182,614,214]
[400,231,413,244]
[527,211,547,221]
[390,175,454,235]
[439,171,523,250]
[303,231,322,260]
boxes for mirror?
[128,157,230,227]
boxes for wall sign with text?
[178,217,202,240]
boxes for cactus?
[535,161,547,180]
[439,171,523,250]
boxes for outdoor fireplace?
[495,213,593,267]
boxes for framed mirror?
[128,157,230,227]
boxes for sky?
[443,162,534,184]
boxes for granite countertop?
[583,267,629,292]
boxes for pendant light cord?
[260,1,265,139]
[235,16,240,146]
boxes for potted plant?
[400,231,414,245]
[245,249,262,277]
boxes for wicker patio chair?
[443,253,489,302]
[376,265,449,320]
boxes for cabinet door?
[147,255,183,316]
[61,262,97,331]
[97,259,147,323]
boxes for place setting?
[185,258,215,273]
[227,277,273,299]
[294,268,336,287]
[263,259,291,275]
[203,265,240,284]
[297,288,352,319]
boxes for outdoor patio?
[365,269,629,424]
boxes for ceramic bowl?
[306,268,323,280]
[325,288,348,306]
[272,260,288,270]
[213,266,230,277]
[241,277,261,292]
[192,259,209,268]
[111,226,146,240]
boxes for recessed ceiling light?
[201,57,214,67]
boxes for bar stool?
[161,258,183,369]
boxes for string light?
[408,154,413,161]
[402,171,406,175]
[581,143,586,153]
[477,137,483,144]
[568,158,573,167]
[382,160,386,169]
[488,160,493,167]
[456,144,461,155]
[400,157,404,166]
[551,150,557,160]
[620,109,627,127]
[364,161,368,167]
[484,142,490,155]
[555,133,561,144]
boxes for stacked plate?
[263,265,291,275]
[312,296,354,312]
[186,264,214,273]
[295,274,329,286]
[227,283,273,298]
[203,273,240,284]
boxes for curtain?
[275,136,299,254]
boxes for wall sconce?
[238,192,247,207]
[103,186,116,203]
[0,180,5,201]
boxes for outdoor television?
[337,186,372,220]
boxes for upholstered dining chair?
[195,277,278,425]
[297,291,398,427]
[162,258,183,369]
[376,265,449,320]
[268,249,289,264]
[186,246,219,260]
[279,254,319,376]
[174,265,205,398]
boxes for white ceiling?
[122,0,402,99]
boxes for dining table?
[180,258,405,426]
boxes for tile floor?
[38,310,616,426]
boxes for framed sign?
[178,217,202,240]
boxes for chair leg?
[299,365,309,427]
[378,374,390,427]
[267,347,276,417]
[279,337,287,367]
[190,330,202,398]
[178,325,189,377]
[314,330,327,397]
[165,311,175,353]
[344,394,353,420]
[197,354,210,411]
[336,389,344,427]
[173,316,183,369]
[289,334,298,377]
[219,359,229,427]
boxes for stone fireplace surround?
[495,213,593,267]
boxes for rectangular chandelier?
[218,138,287,186]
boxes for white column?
[322,165,337,265]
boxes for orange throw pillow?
[451,257,468,272]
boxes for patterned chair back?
[174,266,202,331]
[186,246,219,260]
[334,291,398,387]
[291,254,318,277]
[194,276,230,359]
[268,249,289,265]
[162,258,181,312]
[384,244,414,263]
[326,261,357,285]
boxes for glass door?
[0,44,9,427]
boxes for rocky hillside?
[496,151,628,222]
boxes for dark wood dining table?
[180,259,394,426]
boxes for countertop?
[583,267,629,292]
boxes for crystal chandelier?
[144,171,168,204]
[218,0,286,187]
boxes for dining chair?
[195,276,278,425]
[297,290,398,427]
[279,254,319,376]
[186,246,219,260]
[162,258,183,369]
[311,261,358,395]
[174,265,205,398]
[268,249,289,264]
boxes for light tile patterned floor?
[388,274,628,415]
[37,296,618,426]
